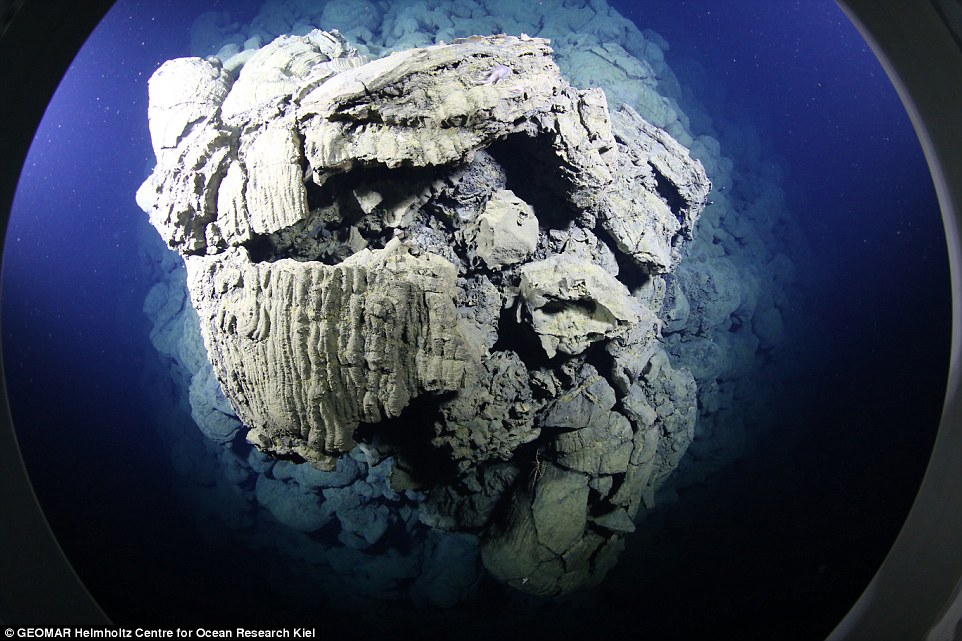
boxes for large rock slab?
[185,239,477,468]
[296,34,618,195]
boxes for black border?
[828,1,962,637]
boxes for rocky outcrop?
[138,29,709,596]
[603,105,711,274]
[520,255,645,358]
[432,350,540,469]
[466,189,539,269]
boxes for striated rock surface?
[139,29,709,596]
[184,240,477,468]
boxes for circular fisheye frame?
[0,1,959,639]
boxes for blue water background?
[605,1,950,634]
[2,0,268,623]
[2,0,951,636]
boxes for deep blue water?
[621,0,948,321]
[3,0,267,623]
[2,0,950,638]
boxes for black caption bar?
[1,630,318,639]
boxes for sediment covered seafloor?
[136,0,808,622]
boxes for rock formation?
[138,28,710,596]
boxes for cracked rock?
[138,28,709,596]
